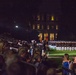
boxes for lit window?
[38,33,42,42]
[55,33,58,38]
[56,25,58,30]
[47,25,49,30]
[37,15,40,20]
[50,33,54,40]
[42,25,44,29]
[33,25,35,29]
[44,33,48,41]
[37,24,40,29]
[51,16,54,21]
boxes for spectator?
[18,50,27,61]
[46,68,56,75]
[6,62,21,75]
[5,50,17,68]
[0,55,6,75]
[62,53,72,75]
[72,57,76,74]
[34,56,42,68]
[17,61,36,75]
[25,53,31,63]
[34,55,48,75]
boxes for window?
[42,15,44,20]
[56,25,58,30]
[37,24,40,29]
[55,33,58,38]
[42,25,44,29]
[47,25,49,30]
[33,25,35,29]
[44,33,48,41]
[51,16,54,21]
[37,15,40,20]
[51,26,54,29]
[47,14,50,20]
[50,33,54,40]
[38,33,42,42]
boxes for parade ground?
[47,50,76,57]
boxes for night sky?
[0,0,76,40]
[60,0,76,40]
[62,0,76,30]
[0,0,41,25]
[0,0,61,26]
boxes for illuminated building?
[30,13,59,42]
[29,0,61,42]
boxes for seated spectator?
[34,56,48,75]
[34,56,42,68]
[0,55,6,75]
[25,53,31,63]
[6,62,21,75]
[37,65,48,75]
[72,57,76,74]
[5,50,17,68]
[18,50,27,61]
[6,60,36,75]
[46,68,56,75]
[18,61,36,75]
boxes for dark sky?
[0,0,42,26]
[39,0,61,14]
[0,0,76,40]
[0,0,75,24]
[61,0,76,34]
[0,0,61,26]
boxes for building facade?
[30,13,59,42]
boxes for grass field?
[47,50,76,57]
[46,50,76,68]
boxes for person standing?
[62,53,71,75]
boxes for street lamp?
[15,25,19,28]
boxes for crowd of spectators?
[0,35,76,75]
[0,36,61,75]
